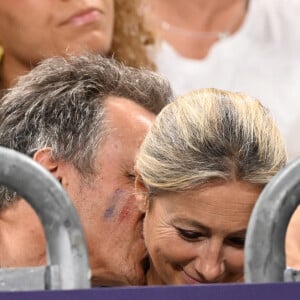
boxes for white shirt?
[155,0,300,160]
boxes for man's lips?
[60,8,103,26]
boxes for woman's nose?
[194,240,225,283]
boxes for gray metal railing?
[0,146,91,290]
[245,157,300,283]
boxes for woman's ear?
[134,173,148,213]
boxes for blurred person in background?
[0,0,155,92]
[147,0,300,161]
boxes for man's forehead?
[104,95,146,112]
[104,96,155,126]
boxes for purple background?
[0,282,300,300]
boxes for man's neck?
[146,260,165,285]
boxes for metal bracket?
[284,268,300,282]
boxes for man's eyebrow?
[120,161,134,173]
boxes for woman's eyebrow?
[172,217,209,231]
[172,217,248,237]
[227,229,247,237]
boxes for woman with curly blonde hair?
[0,0,154,91]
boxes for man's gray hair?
[0,54,173,207]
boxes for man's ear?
[33,147,60,180]
[134,173,148,213]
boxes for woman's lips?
[61,9,103,26]
[182,269,223,284]
[182,269,202,284]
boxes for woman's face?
[0,0,114,64]
[143,181,262,284]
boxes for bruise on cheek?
[103,189,136,222]
[103,206,115,219]
[118,194,135,223]
[103,188,124,220]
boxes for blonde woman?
[135,88,287,285]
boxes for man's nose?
[194,239,225,283]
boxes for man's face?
[0,96,155,287]
[64,97,155,286]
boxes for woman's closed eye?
[226,236,245,249]
[175,227,205,241]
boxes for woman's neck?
[149,0,248,59]
[0,53,32,90]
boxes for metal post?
[245,157,300,282]
[0,147,91,290]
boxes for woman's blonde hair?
[136,88,287,195]
[110,0,155,70]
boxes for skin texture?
[286,207,300,269]
[0,0,114,87]
[0,96,155,286]
[140,181,262,285]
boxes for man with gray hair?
[0,54,173,286]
